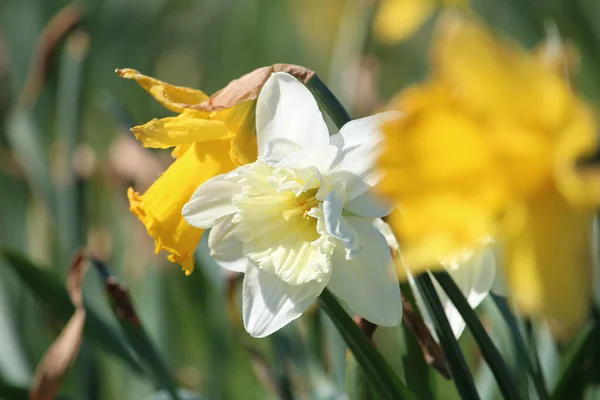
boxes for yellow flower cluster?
[378,15,600,336]
[117,69,257,275]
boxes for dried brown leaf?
[103,276,141,327]
[190,64,315,111]
[401,294,451,379]
[30,251,88,400]
[353,316,378,340]
[18,3,83,108]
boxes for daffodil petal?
[328,217,401,326]
[208,216,247,272]
[373,0,435,44]
[242,264,327,338]
[330,112,400,200]
[131,114,231,149]
[428,247,497,338]
[183,172,241,229]
[277,145,338,173]
[505,193,593,338]
[256,72,329,156]
[263,138,303,163]
[128,140,234,274]
[443,247,496,310]
[116,68,209,113]
[321,185,360,258]
[344,189,394,218]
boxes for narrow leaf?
[491,295,549,400]
[551,318,599,399]
[91,258,181,400]
[414,273,480,400]
[0,250,144,376]
[318,288,418,400]
[432,271,521,400]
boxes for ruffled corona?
[118,69,256,273]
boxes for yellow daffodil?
[378,15,600,337]
[374,0,466,44]
[117,69,257,275]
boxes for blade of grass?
[54,30,89,270]
[0,250,144,376]
[414,273,480,400]
[431,271,521,400]
[491,295,549,400]
[91,258,181,400]
[318,288,418,400]
[551,317,599,399]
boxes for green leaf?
[0,250,144,376]
[53,31,89,270]
[0,378,73,400]
[490,294,549,400]
[91,259,181,400]
[5,109,54,208]
[413,273,480,400]
[318,288,419,400]
[551,318,599,399]
[305,74,352,130]
[432,271,521,400]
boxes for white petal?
[344,189,394,218]
[207,216,247,272]
[428,247,496,338]
[443,247,496,311]
[256,72,329,157]
[329,112,400,200]
[277,145,338,173]
[242,263,327,338]
[263,138,303,163]
[182,172,240,229]
[327,217,402,326]
[373,218,400,253]
[321,184,359,258]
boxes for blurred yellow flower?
[378,15,600,337]
[374,0,466,43]
[117,69,257,275]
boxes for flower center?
[231,160,334,285]
[282,190,319,221]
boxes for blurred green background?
[1,0,600,399]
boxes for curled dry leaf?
[30,251,88,400]
[190,64,316,111]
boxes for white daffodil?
[375,219,504,338]
[182,72,402,338]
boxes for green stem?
[318,289,418,400]
[491,295,549,400]
[305,74,352,129]
[414,273,480,400]
[432,272,521,400]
